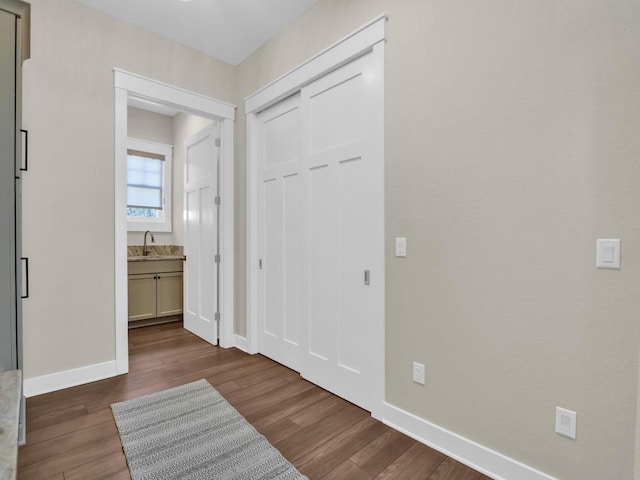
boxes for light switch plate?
[395,237,407,257]
[555,407,577,440]
[596,239,620,269]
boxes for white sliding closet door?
[300,52,383,411]
[257,49,383,413]
[257,94,304,370]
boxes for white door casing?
[250,17,385,416]
[114,70,235,376]
[184,123,220,345]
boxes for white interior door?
[257,94,304,370]
[184,123,219,345]
[300,52,383,412]
[256,50,383,412]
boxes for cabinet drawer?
[128,260,183,275]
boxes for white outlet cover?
[412,362,425,385]
[555,407,577,439]
[395,237,407,257]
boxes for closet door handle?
[21,257,29,299]
[19,129,28,172]
[364,270,370,286]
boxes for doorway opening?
[114,69,235,375]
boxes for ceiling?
[75,0,319,66]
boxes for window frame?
[126,138,173,232]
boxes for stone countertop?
[128,255,186,262]
[127,245,185,262]
[0,370,21,480]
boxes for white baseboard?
[234,334,249,353]
[383,402,556,480]
[23,361,118,398]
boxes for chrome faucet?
[143,230,155,256]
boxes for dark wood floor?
[18,322,489,480]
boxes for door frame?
[245,14,386,419]
[114,69,235,375]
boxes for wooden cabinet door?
[156,272,183,317]
[128,274,156,321]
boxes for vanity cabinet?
[128,260,183,323]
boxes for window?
[127,138,173,232]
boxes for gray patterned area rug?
[111,379,308,480]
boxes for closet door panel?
[257,94,303,370]
[282,173,303,347]
[308,164,337,361]
[301,52,381,412]
[262,177,283,339]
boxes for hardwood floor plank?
[258,418,304,445]
[375,443,446,480]
[320,459,373,480]
[18,421,118,468]
[24,408,113,446]
[101,468,133,480]
[231,377,316,418]
[221,373,290,405]
[17,323,483,480]
[248,387,332,430]
[275,402,369,463]
[287,391,349,427]
[63,451,129,480]
[427,458,483,480]
[350,427,415,476]
[25,403,88,433]
[296,416,388,479]
[18,434,122,479]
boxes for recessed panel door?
[184,124,219,345]
[257,94,304,371]
[301,52,383,412]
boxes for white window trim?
[126,137,173,232]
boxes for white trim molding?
[383,403,557,480]
[234,335,249,353]
[244,13,387,114]
[114,69,235,374]
[114,69,235,121]
[23,361,117,398]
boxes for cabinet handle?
[21,257,29,298]
[20,129,28,172]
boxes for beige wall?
[21,0,235,378]
[18,0,640,478]
[126,108,212,247]
[235,1,640,479]
[127,107,173,145]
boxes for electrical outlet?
[555,407,577,439]
[412,362,425,385]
